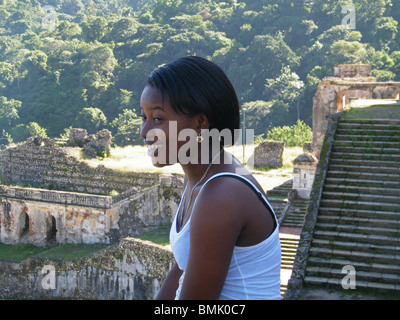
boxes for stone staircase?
[280,197,308,229]
[280,234,300,296]
[304,118,400,294]
[266,179,292,220]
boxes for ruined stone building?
[311,64,400,152]
[0,133,183,246]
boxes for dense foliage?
[0,0,399,146]
[266,120,312,147]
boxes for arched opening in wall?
[394,91,400,101]
[19,211,30,241]
[46,215,57,244]
[336,90,349,112]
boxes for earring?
[196,133,203,143]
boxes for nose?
[140,120,160,145]
[140,119,150,141]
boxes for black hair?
[146,56,240,146]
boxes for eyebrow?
[140,106,165,112]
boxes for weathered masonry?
[312,64,400,152]
[0,176,182,246]
[0,135,183,246]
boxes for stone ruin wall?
[312,65,400,152]
[0,135,184,246]
[252,141,284,168]
[0,237,175,300]
[0,136,163,195]
[0,176,182,246]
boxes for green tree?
[73,107,108,134]
[266,120,312,147]
[10,121,47,143]
[265,65,304,104]
[110,109,142,146]
[0,96,21,131]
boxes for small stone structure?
[253,141,284,168]
[292,153,318,199]
[312,64,400,153]
[68,128,112,158]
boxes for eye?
[139,113,146,121]
[153,117,163,124]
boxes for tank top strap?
[195,172,278,226]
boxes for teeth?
[147,144,162,156]
[148,145,160,151]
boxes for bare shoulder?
[190,174,260,231]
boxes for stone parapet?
[284,112,341,299]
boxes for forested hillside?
[0,0,399,146]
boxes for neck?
[181,148,224,185]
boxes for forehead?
[140,85,169,110]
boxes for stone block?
[253,141,284,168]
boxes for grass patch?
[34,243,115,261]
[343,105,400,120]
[68,144,302,176]
[138,226,171,247]
[0,243,51,261]
[67,143,302,198]
[0,243,114,262]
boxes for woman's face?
[140,84,205,167]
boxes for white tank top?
[169,172,281,300]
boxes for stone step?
[332,146,400,155]
[305,267,400,286]
[335,134,400,142]
[317,215,400,230]
[320,198,400,212]
[313,229,400,246]
[326,170,400,182]
[340,119,400,125]
[336,122,400,130]
[310,238,400,256]
[315,222,400,237]
[281,223,304,229]
[309,246,400,265]
[322,191,400,204]
[325,176,399,189]
[304,275,400,293]
[318,206,400,220]
[283,216,306,223]
[307,256,400,276]
[329,158,400,168]
[333,140,400,149]
[330,151,400,161]
[328,163,400,174]
[323,184,400,197]
[335,127,400,136]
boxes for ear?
[194,113,210,130]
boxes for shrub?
[266,120,312,147]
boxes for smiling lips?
[147,143,162,156]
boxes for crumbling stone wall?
[68,128,112,158]
[0,175,183,246]
[0,238,175,300]
[253,141,284,168]
[0,135,166,195]
[312,65,400,152]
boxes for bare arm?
[178,178,245,300]
[155,262,183,300]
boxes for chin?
[151,160,170,168]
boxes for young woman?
[140,56,281,300]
